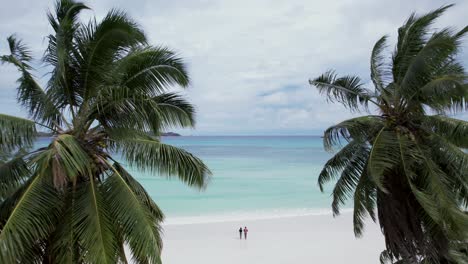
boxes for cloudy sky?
[0,0,467,135]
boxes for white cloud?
[0,0,467,134]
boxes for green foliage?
[0,154,30,199]
[310,4,468,263]
[104,163,163,263]
[114,136,211,189]
[1,37,63,127]
[310,70,374,112]
[0,114,36,153]
[0,0,210,262]
[423,115,468,148]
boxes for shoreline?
[162,207,354,226]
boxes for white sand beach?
[161,212,385,264]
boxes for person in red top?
[243,226,248,240]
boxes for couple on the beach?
[238,226,249,239]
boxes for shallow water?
[35,136,342,221]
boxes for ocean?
[35,136,346,224]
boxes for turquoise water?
[131,136,337,218]
[35,136,340,221]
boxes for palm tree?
[0,0,210,263]
[309,5,467,264]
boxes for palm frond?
[371,35,390,91]
[1,36,63,127]
[400,26,467,112]
[422,134,468,207]
[93,92,158,132]
[111,136,211,189]
[447,241,468,264]
[310,70,374,111]
[0,114,36,153]
[322,115,383,151]
[93,92,195,134]
[367,129,400,192]
[353,162,377,237]
[103,162,162,263]
[51,134,93,187]
[318,140,361,191]
[117,46,190,94]
[422,115,468,148]
[398,134,468,239]
[1,35,32,68]
[419,75,467,113]
[47,0,89,33]
[0,153,62,263]
[392,4,453,83]
[76,9,146,101]
[104,127,150,142]
[45,0,90,112]
[0,155,30,199]
[112,163,163,220]
[49,186,81,263]
[149,93,196,129]
[73,180,117,263]
[331,145,369,216]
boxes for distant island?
[161,132,181,136]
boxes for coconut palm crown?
[310,5,467,264]
[0,0,210,263]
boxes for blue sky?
[0,0,467,135]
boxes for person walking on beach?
[239,227,243,239]
[243,226,248,240]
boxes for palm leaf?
[76,9,146,101]
[353,165,377,237]
[371,35,390,91]
[422,115,468,148]
[331,144,369,216]
[45,0,90,113]
[310,70,374,111]
[400,27,468,112]
[112,136,211,188]
[424,135,468,207]
[322,115,383,151]
[0,155,30,199]
[1,35,32,68]
[399,134,468,238]
[104,162,162,264]
[49,186,81,264]
[117,46,190,94]
[145,92,196,130]
[367,128,400,192]
[419,76,467,113]
[0,114,36,153]
[318,140,362,191]
[1,36,63,127]
[113,163,163,222]
[92,92,195,134]
[392,5,453,83]
[73,179,117,263]
[0,152,62,263]
[51,134,94,187]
